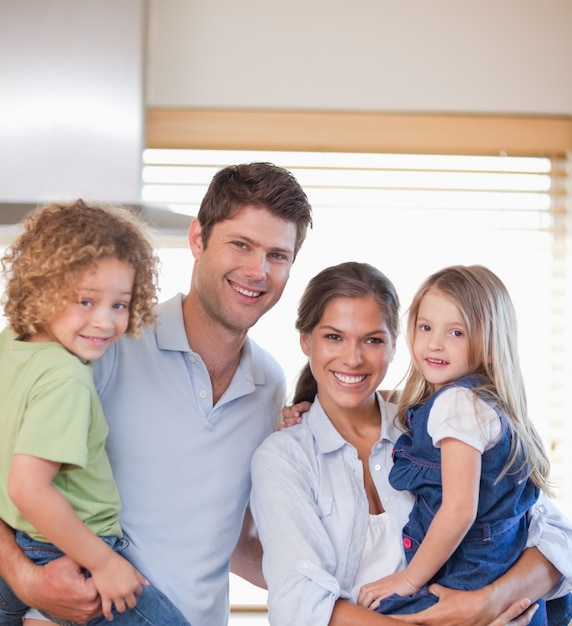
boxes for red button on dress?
[403,537,412,549]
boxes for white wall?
[146,0,572,115]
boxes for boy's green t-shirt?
[0,328,122,541]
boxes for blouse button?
[403,537,412,549]
[374,464,381,471]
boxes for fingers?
[491,599,538,626]
[426,582,445,599]
[102,598,114,621]
[512,603,538,626]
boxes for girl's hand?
[280,401,311,429]
[358,571,418,610]
[90,552,148,620]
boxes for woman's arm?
[251,432,349,626]
[330,597,538,626]
[526,492,572,595]
[0,517,100,622]
[397,547,560,626]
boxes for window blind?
[143,148,571,520]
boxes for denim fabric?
[0,533,191,626]
[0,574,27,626]
[377,375,555,624]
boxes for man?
[0,162,313,626]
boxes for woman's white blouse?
[250,393,572,626]
[350,512,406,601]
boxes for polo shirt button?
[188,354,196,363]
[403,537,412,549]
[199,390,207,398]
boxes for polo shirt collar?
[153,293,266,386]
[155,294,191,352]
[306,392,400,454]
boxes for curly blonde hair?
[1,199,159,338]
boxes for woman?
[250,262,571,626]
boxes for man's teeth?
[334,372,366,384]
[232,284,262,298]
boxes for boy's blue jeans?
[0,532,191,626]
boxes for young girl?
[0,200,190,625]
[357,265,571,624]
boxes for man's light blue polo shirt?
[94,294,285,626]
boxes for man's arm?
[0,518,100,623]
[230,507,266,589]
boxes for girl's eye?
[452,330,464,338]
[419,324,430,332]
[113,303,129,310]
[79,299,93,308]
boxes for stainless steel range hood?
[0,2,189,236]
[0,202,192,238]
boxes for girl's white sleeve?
[427,386,501,452]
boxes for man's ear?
[188,218,204,258]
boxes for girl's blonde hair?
[1,199,159,338]
[397,264,551,493]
